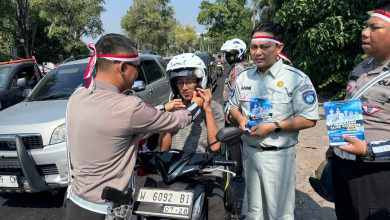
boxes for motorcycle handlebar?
[213,159,237,167]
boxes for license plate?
[163,205,190,215]
[137,188,194,206]
[0,175,20,188]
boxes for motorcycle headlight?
[50,123,66,145]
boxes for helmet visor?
[168,68,195,79]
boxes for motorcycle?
[217,62,224,77]
[101,127,243,220]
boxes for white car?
[0,54,171,192]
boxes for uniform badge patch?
[362,105,382,115]
[299,84,313,92]
[302,90,316,105]
[277,81,284,87]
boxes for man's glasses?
[176,80,196,86]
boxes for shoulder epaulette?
[283,64,306,78]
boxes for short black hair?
[95,33,137,70]
[251,20,284,40]
[376,0,390,12]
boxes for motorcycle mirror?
[216,127,242,143]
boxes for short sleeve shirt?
[345,58,390,142]
[227,59,319,147]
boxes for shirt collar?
[367,59,390,75]
[256,59,283,77]
[95,79,122,94]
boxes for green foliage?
[198,0,252,52]
[256,0,285,20]
[173,24,197,53]
[33,0,104,53]
[276,0,374,97]
[121,0,176,55]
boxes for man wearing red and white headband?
[227,21,319,219]
[330,2,390,219]
[65,34,204,219]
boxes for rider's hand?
[249,122,275,137]
[191,91,204,108]
[164,99,185,111]
[196,88,212,111]
[237,117,248,131]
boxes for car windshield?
[28,63,89,101]
[0,66,11,90]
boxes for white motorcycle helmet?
[166,53,208,99]
[220,38,246,64]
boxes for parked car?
[194,51,218,90]
[0,56,43,111]
[0,53,171,192]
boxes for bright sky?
[82,0,213,44]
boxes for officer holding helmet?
[65,34,204,220]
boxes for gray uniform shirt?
[227,59,319,148]
[171,101,225,153]
[66,79,192,203]
[345,59,390,143]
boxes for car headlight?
[50,123,66,145]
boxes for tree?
[32,0,104,54]
[256,0,285,20]
[0,0,40,58]
[121,0,176,55]
[276,0,373,98]
[173,24,197,53]
[197,0,252,52]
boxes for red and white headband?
[83,42,140,90]
[372,10,390,23]
[251,35,292,65]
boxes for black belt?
[248,145,291,151]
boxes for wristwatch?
[273,122,282,133]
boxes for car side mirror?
[132,80,146,92]
[22,88,32,97]
[216,127,243,143]
[16,78,27,88]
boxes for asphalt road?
[0,74,228,220]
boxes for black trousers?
[332,156,390,220]
[65,199,105,220]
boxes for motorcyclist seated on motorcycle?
[159,53,226,220]
[221,38,246,105]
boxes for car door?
[136,59,156,106]
[141,57,170,105]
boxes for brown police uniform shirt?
[66,79,192,203]
[345,58,390,142]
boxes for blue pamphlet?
[246,98,273,129]
[324,99,365,147]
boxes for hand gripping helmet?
[166,53,208,98]
[220,38,246,65]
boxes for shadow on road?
[295,189,336,220]
[0,188,66,208]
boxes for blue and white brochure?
[324,99,365,147]
[246,98,273,130]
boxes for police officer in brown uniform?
[65,34,204,219]
[330,2,390,219]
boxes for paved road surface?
[0,74,337,219]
